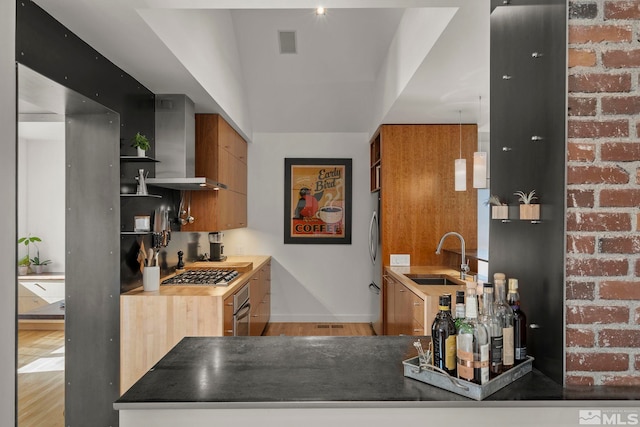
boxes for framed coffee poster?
[284,158,352,244]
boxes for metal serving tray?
[402,356,534,400]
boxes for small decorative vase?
[491,205,509,220]
[33,265,44,274]
[137,147,146,157]
[18,266,29,276]
[520,204,540,220]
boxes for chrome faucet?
[435,231,469,280]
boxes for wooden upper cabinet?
[181,114,248,232]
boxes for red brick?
[568,119,629,138]
[568,142,596,161]
[569,24,633,43]
[602,375,640,386]
[605,1,640,19]
[567,165,629,184]
[600,237,640,254]
[567,328,596,347]
[569,48,597,67]
[566,212,631,232]
[601,280,640,299]
[565,375,595,386]
[569,73,632,92]
[602,96,640,114]
[636,354,640,370]
[603,49,640,68]
[637,167,640,184]
[601,189,640,207]
[599,329,640,347]
[567,189,595,208]
[568,235,597,254]
[566,352,628,371]
[602,142,640,161]
[568,96,597,116]
[567,257,629,277]
[567,281,596,300]
[567,305,630,324]
[635,306,640,323]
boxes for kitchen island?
[115,336,640,427]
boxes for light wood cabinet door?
[183,114,248,232]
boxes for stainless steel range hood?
[146,94,226,191]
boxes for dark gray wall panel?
[65,111,120,426]
[489,2,566,384]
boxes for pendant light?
[455,110,466,191]
[473,96,488,189]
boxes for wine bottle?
[479,282,503,378]
[431,294,457,376]
[454,290,466,331]
[456,287,489,384]
[508,278,527,362]
[494,273,514,371]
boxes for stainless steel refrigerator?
[369,191,382,335]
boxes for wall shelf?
[120,231,153,235]
[120,156,159,163]
[120,193,161,198]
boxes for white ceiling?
[30,0,489,140]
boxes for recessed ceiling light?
[315,7,326,16]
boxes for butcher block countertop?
[122,255,271,298]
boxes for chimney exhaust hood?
[146,94,227,191]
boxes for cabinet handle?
[502,74,512,80]
[225,302,233,306]
[413,329,423,332]
[399,289,405,292]
[251,315,259,318]
[413,302,421,306]
[531,135,544,141]
[531,52,543,58]
[35,283,46,291]
[225,330,233,333]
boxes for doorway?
[16,64,121,426]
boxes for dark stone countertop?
[114,336,640,409]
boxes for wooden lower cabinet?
[384,274,426,336]
[120,261,272,394]
[249,262,271,336]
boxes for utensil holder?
[143,266,160,292]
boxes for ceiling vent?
[278,30,297,54]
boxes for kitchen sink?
[404,275,460,286]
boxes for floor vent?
[316,324,330,329]
[331,324,344,329]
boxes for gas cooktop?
[161,269,240,286]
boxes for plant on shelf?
[514,190,540,220]
[131,132,151,157]
[17,234,42,275]
[486,194,509,220]
[30,254,52,274]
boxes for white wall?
[223,132,377,322]
[0,0,16,423]
[18,126,66,272]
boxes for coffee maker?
[208,232,226,262]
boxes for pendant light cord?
[459,110,462,159]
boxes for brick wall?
[568,0,640,385]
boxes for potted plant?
[486,195,509,220]
[514,190,540,220]
[17,234,42,275]
[131,132,151,157]
[30,254,52,274]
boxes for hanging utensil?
[186,191,194,223]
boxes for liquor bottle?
[456,287,489,385]
[494,273,515,371]
[507,278,527,362]
[454,290,466,330]
[479,283,503,378]
[476,280,484,316]
[431,294,457,376]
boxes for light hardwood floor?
[16,322,372,426]
[18,329,65,427]
[263,322,375,336]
